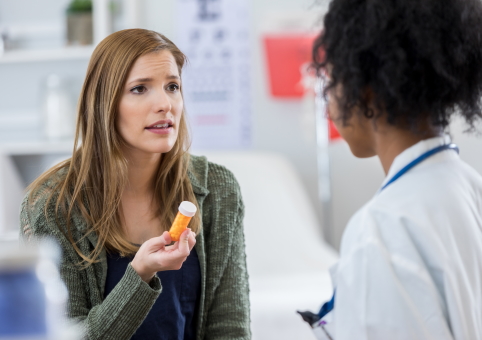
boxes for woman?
[20,29,250,340]
[310,0,482,339]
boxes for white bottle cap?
[178,201,197,217]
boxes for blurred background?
[0,0,481,339]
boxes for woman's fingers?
[188,230,196,250]
[161,231,172,245]
[177,228,192,256]
[146,231,171,252]
[153,231,171,247]
[134,229,194,278]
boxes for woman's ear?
[362,87,376,119]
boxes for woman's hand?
[131,228,196,283]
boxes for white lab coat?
[327,135,482,340]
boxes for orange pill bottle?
[168,201,197,241]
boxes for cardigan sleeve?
[19,190,162,340]
[63,263,161,340]
[203,164,251,340]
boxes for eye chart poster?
[176,0,252,149]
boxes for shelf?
[0,46,94,64]
[0,140,74,155]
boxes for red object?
[264,34,317,98]
[264,34,343,142]
[329,120,341,141]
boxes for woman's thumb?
[178,228,191,255]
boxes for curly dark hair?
[313,0,482,131]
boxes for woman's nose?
[153,90,172,114]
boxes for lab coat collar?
[381,134,453,189]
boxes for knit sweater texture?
[19,155,251,340]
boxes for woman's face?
[117,50,183,156]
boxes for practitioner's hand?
[131,228,196,283]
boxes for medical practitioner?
[310,0,482,339]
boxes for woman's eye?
[167,83,180,92]
[131,85,147,94]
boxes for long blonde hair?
[28,29,201,265]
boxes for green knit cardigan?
[19,155,251,340]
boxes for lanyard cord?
[380,143,459,191]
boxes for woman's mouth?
[145,121,174,135]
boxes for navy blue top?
[104,248,201,340]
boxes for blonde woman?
[20,29,250,340]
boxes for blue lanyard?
[318,143,459,320]
[317,291,336,319]
[381,143,459,191]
